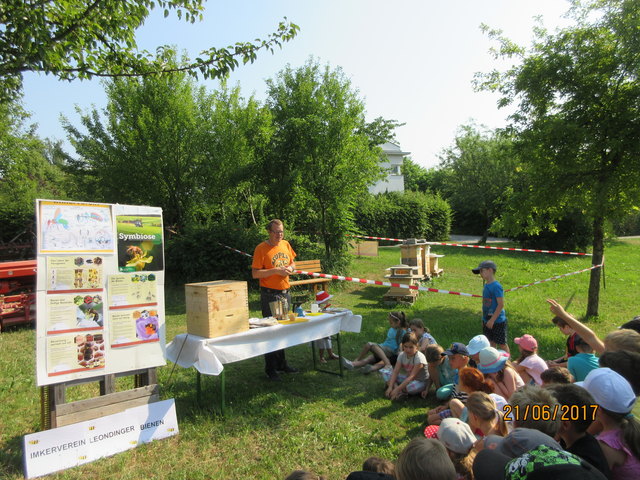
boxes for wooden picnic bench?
[290,259,331,295]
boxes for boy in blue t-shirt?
[472,260,509,354]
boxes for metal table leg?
[311,333,343,377]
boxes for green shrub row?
[165,222,325,286]
[354,191,452,242]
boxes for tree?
[62,52,209,231]
[438,124,517,242]
[264,59,384,264]
[477,0,640,316]
[196,83,273,226]
[0,99,70,243]
[0,0,298,102]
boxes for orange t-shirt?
[252,240,296,290]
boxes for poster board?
[35,200,166,386]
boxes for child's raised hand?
[546,298,565,317]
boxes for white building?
[368,142,410,194]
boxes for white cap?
[467,334,490,355]
[576,367,636,413]
[437,418,476,454]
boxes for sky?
[21,0,572,168]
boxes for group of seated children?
[287,299,640,480]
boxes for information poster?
[46,255,105,292]
[35,200,167,386]
[39,201,114,253]
[46,293,104,333]
[108,273,158,307]
[46,333,105,376]
[109,308,160,347]
[116,213,164,272]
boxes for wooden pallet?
[383,292,419,305]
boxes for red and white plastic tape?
[349,234,592,256]
[349,234,404,242]
[218,243,253,259]
[504,263,603,293]
[294,270,482,297]
[218,243,480,297]
[219,243,600,297]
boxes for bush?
[513,212,593,252]
[354,191,451,241]
[613,211,640,236]
[165,221,328,286]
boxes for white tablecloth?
[165,310,362,375]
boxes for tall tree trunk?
[586,215,605,318]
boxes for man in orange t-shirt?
[252,219,298,381]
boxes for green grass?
[1,239,639,479]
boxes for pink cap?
[514,334,538,351]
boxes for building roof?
[380,141,410,156]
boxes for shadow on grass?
[1,435,24,478]
[164,284,186,316]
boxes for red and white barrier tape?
[349,234,592,256]
[292,270,482,297]
[424,242,592,257]
[504,263,603,293]
[219,243,253,258]
[218,243,480,297]
[219,242,598,297]
[349,234,404,242]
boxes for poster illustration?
[116,214,164,272]
[110,308,160,347]
[108,273,157,307]
[46,255,104,292]
[47,333,105,376]
[46,293,104,333]
[39,201,113,253]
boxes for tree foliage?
[438,124,518,241]
[0,0,298,102]
[63,55,206,231]
[0,100,70,243]
[63,52,273,233]
[477,0,640,316]
[264,59,384,264]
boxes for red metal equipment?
[0,260,36,331]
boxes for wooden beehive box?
[185,280,249,338]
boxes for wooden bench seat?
[290,259,331,295]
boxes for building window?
[390,165,402,176]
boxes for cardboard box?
[185,280,249,338]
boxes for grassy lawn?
[1,238,638,479]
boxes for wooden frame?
[40,368,159,429]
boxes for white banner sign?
[23,399,178,478]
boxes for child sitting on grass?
[436,418,477,480]
[579,368,640,480]
[465,391,509,438]
[567,334,600,382]
[408,318,437,354]
[422,344,457,399]
[512,334,547,385]
[477,346,524,400]
[382,332,428,400]
[342,311,408,374]
[427,367,494,425]
[540,365,573,386]
[434,343,471,402]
